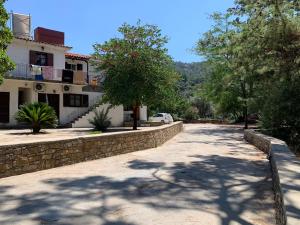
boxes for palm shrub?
[15,102,58,133]
[89,107,111,132]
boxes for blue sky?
[5,0,235,63]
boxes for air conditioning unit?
[34,83,46,92]
[62,85,72,92]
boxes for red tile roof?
[65,52,91,60]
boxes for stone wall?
[245,130,300,225]
[0,122,183,178]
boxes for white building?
[0,13,146,128]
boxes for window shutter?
[82,95,89,107]
[63,94,70,107]
[47,53,54,66]
[29,51,36,65]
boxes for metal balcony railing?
[5,64,100,85]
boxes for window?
[63,94,88,107]
[77,64,83,71]
[65,62,83,71]
[30,51,53,66]
[124,105,133,111]
[65,62,77,71]
[36,53,47,66]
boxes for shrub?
[89,107,111,131]
[15,102,58,133]
[183,106,199,121]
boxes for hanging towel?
[42,66,54,80]
[31,65,42,76]
[62,70,74,83]
[73,71,86,85]
[54,69,63,81]
[31,65,43,80]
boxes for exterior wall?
[124,106,148,122]
[7,38,67,70]
[0,122,183,178]
[0,79,103,126]
[72,104,124,128]
[139,106,147,121]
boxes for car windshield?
[154,113,164,117]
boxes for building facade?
[0,16,147,128]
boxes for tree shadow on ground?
[0,154,275,225]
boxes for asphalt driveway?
[0,124,275,225]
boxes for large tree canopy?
[197,0,300,149]
[0,0,14,84]
[92,21,179,129]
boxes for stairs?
[71,104,124,128]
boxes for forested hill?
[174,61,210,98]
[174,61,209,85]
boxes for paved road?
[0,124,275,225]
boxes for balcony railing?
[5,63,103,86]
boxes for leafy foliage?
[183,106,199,121]
[92,21,179,130]
[15,102,58,133]
[89,107,111,132]
[0,0,15,84]
[196,0,300,151]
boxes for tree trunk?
[32,123,41,134]
[241,79,248,130]
[244,106,248,130]
[132,105,139,130]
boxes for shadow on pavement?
[0,154,274,225]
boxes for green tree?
[197,0,300,150]
[0,0,14,84]
[92,21,179,130]
[196,12,256,127]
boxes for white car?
[150,113,174,124]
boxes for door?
[38,93,60,119]
[0,92,10,123]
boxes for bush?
[15,102,58,133]
[183,106,199,121]
[89,107,111,131]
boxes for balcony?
[5,63,101,85]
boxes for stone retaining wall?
[244,130,300,225]
[0,122,183,178]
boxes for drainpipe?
[86,60,89,85]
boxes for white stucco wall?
[139,106,148,121]
[72,104,124,128]
[7,38,67,70]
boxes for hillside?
[174,61,210,84]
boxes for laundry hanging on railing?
[54,69,63,81]
[62,69,74,83]
[42,66,54,80]
[30,65,43,80]
[73,71,86,85]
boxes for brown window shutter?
[82,95,89,107]
[29,51,36,65]
[47,53,54,66]
[63,94,70,107]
